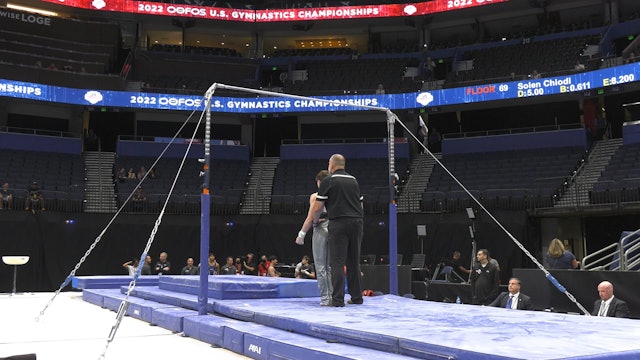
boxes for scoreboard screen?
[1,62,638,113]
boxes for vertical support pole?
[12,265,17,295]
[387,111,398,295]
[199,93,213,315]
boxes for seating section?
[271,158,409,214]
[283,58,420,95]
[0,150,84,211]
[115,156,249,214]
[421,147,585,212]
[590,143,640,205]
[271,48,357,58]
[451,35,598,85]
[150,44,242,58]
[132,51,258,94]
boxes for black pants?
[328,217,363,305]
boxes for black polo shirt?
[316,169,363,220]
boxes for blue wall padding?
[0,132,82,154]
[117,140,250,160]
[442,128,588,155]
[280,142,409,160]
[623,122,640,145]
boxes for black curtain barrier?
[0,211,531,292]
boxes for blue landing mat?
[213,295,640,360]
[80,276,640,360]
[159,275,320,299]
[72,275,159,289]
[184,314,419,360]
[73,275,319,299]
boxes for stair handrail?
[619,228,640,271]
[624,241,640,271]
[582,242,619,271]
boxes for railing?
[582,243,620,271]
[0,126,81,138]
[583,228,640,271]
[1,186,84,213]
[281,137,388,144]
[619,229,640,271]
[444,124,582,139]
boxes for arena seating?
[271,157,409,214]
[283,57,420,95]
[0,149,84,212]
[421,147,585,212]
[449,34,600,86]
[590,143,640,205]
[115,156,249,214]
[131,50,259,94]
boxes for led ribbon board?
[1,62,637,113]
[40,0,509,21]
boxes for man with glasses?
[489,277,533,310]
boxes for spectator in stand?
[295,255,316,279]
[574,60,586,71]
[141,255,152,275]
[530,69,541,79]
[258,255,270,276]
[375,83,385,95]
[127,168,137,180]
[242,253,258,275]
[116,168,127,183]
[0,182,13,210]
[624,51,637,64]
[137,166,147,180]
[181,257,199,275]
[545,238,579,269]
[199,252,219,275]
[25,181,44,212]
[220,256,237,275]
[122,258,140,276]
[132,187,147,211]
[154,251,171,275]
[267,256,281,277]
[234,257,243,274]
[423,57,436,81]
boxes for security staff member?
[311,154,364,307]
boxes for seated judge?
[592,281,629,318]
[489,277,533,310]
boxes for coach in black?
[311,154,364,307]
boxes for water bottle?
[455,296,462,304]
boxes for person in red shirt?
[258,255,270,276]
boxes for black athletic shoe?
[331,301,345,307]
[347,299,363,305]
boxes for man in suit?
[489,277,533,310]
[592,281,630,318]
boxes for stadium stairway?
[555,138,622,208]
[240,157,279,215]
[397,152,439,213]
[84,151,117,213]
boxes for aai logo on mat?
[247,344,262,354]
